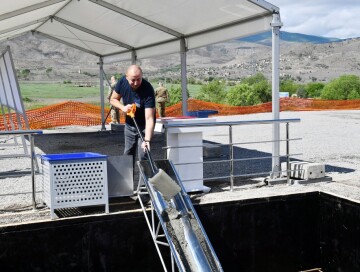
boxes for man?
[106,76,120,124]
[155,81,170,117]
[110,65,155,166]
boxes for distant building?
[279,92,289,98]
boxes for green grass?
[20,83,99,99]
[20,83,103,110]
[19,82,203,110]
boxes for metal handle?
[127,104,157,174]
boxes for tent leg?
[180,38,188,115]
[99,57,106,131]
[270,12,283,178]
[131,50,137,64]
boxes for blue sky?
[268,0,360,39]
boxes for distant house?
[279,92,289,98]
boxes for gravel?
[0,110,360,225]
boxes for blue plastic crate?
[186,110,218,118]
[186,111,198,117]
[196,110,218,118]
[40,152,109,219]
[41,152,107,161]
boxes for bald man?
[110,65,156,168]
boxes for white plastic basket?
[41,152,109,219]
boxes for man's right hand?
[125,104,136,117]
[123,104,134,113]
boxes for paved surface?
[0,110,359,225]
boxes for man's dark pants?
[124,124,148,165]
[124,124,149,192]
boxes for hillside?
[0,32,360,84]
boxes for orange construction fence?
[0,98,359,130]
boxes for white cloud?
[268,0,360,39]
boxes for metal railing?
[0,130,43,209]
[162,118,301,191]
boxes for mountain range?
[0,31,359,84]
[239,31,342,45]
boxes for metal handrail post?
[286,122,290,185]
[30,134,36,209]
[164,127,168,159]
[0,130,43,209]
[229,125,234,191]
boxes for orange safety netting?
[0,101,123,130]
[1,98,360,130]
[167,98,360,116]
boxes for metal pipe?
[131,50,137,64]
[286,122,291,185]
[163,137,301,150]
[137,164,183,271]
[180,37,188,115]
[30,134,36,209]
[271,12,283,178]
[0,130,42,209]
[163,118,300,128]
[164,127,168,159]
[99,56,106,131]
[229,125,234,191]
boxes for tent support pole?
[270,12,283,178]
[180,37,188,115]
[99,56,106,131]
[131,50,137,64]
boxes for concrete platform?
[1,110,360,271]
[1,110,360,225]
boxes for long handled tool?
[128,105,220,271]
[102,74,115,127]
[126,104,181,200]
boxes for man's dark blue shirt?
[114,76,155,128]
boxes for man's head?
[126,65,143,90]
[159,82,163,87]
[110,75,116,83]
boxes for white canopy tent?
[0,0,283,176]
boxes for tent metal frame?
[0,0,284,177]
[0,46,30,156]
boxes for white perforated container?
[41,152,109,219]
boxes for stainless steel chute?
[137,159,223,272]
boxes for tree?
[321,75,360,100]
[241,73,271,103]
[252,80,272,103]
[195,80,227,103]
[226,83,261,106]
[168,86,189,106]
[188,77,197,84]
[296,86,307,98]
[20,69,30,79]
[305,82,325,98]
[280,78,299,96]
[241,73,268,85]
[348,89,360,99]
